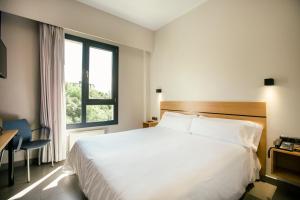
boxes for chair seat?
[21,140,51,150]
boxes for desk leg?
[8,140,14,186]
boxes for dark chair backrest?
[3,119,32,149]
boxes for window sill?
[66,126,108,134]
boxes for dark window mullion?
[82,41,89,124]
[88,41,116,52]
[113,48,119,124]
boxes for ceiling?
[76,0,207,30]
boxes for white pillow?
[190,117,263,151]
[158,112,196,133]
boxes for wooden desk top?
[0,130,18,151]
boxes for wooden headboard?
[160,101,267,175]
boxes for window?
[65,34,118,129]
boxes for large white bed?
[65,101,266,200]
[65,127,259,200]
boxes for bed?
[65,101,267,200]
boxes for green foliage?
[89,85,110,99]
[66,82,82,124]
[86,104,113,123]
[65,82,113,125]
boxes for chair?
[0,119,54,182]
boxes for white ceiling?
[76,0,207,30]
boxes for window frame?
[65,34,119,129]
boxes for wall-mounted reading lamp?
[156,89,162,93]
[264,78,275,86]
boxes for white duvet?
[65,127,260,200]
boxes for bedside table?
[143,121,158,128]
[271,148,300,186]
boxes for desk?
[0,130,18,186]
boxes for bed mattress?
[64,127,259,200]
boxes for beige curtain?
[39,23,67,162]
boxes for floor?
[0,162,299,200]
[0,162,86,200]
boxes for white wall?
[0,13,147,164]
[0,0,154,52]
[109,44,146,133]
[150,0,300,175]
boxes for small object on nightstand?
[143,121,158,128]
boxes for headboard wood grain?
[160,101,267,176]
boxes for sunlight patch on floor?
[8,166,62,200]
[43,173,69,191]
[248,181,277,200]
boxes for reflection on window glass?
[86,105,114,123]
[65,39,83,124]
[89,47,112,99]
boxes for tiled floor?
[0,162,299,200]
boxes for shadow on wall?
[0,112,19,121]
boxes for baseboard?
[0,158,38,171]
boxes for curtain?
[39,23,67,162]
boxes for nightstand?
[143,121,158,128]
[271,148,300,186]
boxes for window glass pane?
[86,105,114,122]
[65,39,83,124]
[89,47,112,99]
